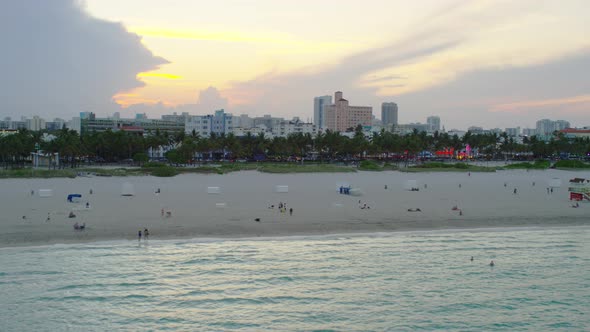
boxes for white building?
[273,118,317,137]
[522,128,536,136]
[185,115,211,137]
[314,95,332,130]
[26,116,46,131]
[234,114,253,129]
[426,116,441,132]
[505,127,521,137]
[232,126,270,138]
[211,109,233,136]
[185,109,233,137]
[536,119,571,138]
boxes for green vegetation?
[147,165,178,177]
[554,160,590,169]
[258,163,355,174]
[356,160,398,171]
[358,160,382,171]
[0,168,77,178]
[1,125,589,178]
[406,162,496,172]
[504,160,551,170]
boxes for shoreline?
[1,221,589,250]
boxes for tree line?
[0,126,588,168]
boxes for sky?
[1,0,589,130]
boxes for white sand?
[0,169,588,247]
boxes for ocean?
[1,227,589,331]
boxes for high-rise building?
[211,109,233,136]
[426,116,441,132]
[323,91,372,132]
[26,116,46,131]
[554,120,571,131]
[313,95,332,130]
[536,119,571,137]
[505,127,521,137]
[381,102,398,127]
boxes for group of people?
[73,222,86,230]
[358,200,371,209]
[138,228,150,240]
[267,202,294,216]
[161,208,172,218]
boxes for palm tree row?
[1,127,588,168]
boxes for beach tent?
[208,187,221,194]
[275,185,289,193]
[348,188,363,196]
[67,194,82,202]
[38,189,53,197]
[404,180,418,191]
[121,182,135,196]
[336,182,351,193]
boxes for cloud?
[195,87,228,112]
[137,73,182,79]
[117,86,229,119]
[489,95,590,113]
[394,49,590,128]
[0,0,167,119]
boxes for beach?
[0,169,588,247]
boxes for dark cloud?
[0,0,167,119]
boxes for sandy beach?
[0,169,588,247]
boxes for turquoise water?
[1,227,589,331]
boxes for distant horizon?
[1,1,589,129]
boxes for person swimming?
[490,260,495,267]
[470,256,474,262]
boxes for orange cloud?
[490,95,590,113]
[137,72,182,79]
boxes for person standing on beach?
[144,228,149,239]
[513,188,518,195]
[138,230,142,240]
[289,208,293,216]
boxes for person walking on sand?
[513,188,518,195]
[289,208,293,216]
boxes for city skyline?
[1,1,589,130]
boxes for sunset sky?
[2,0,589,129]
